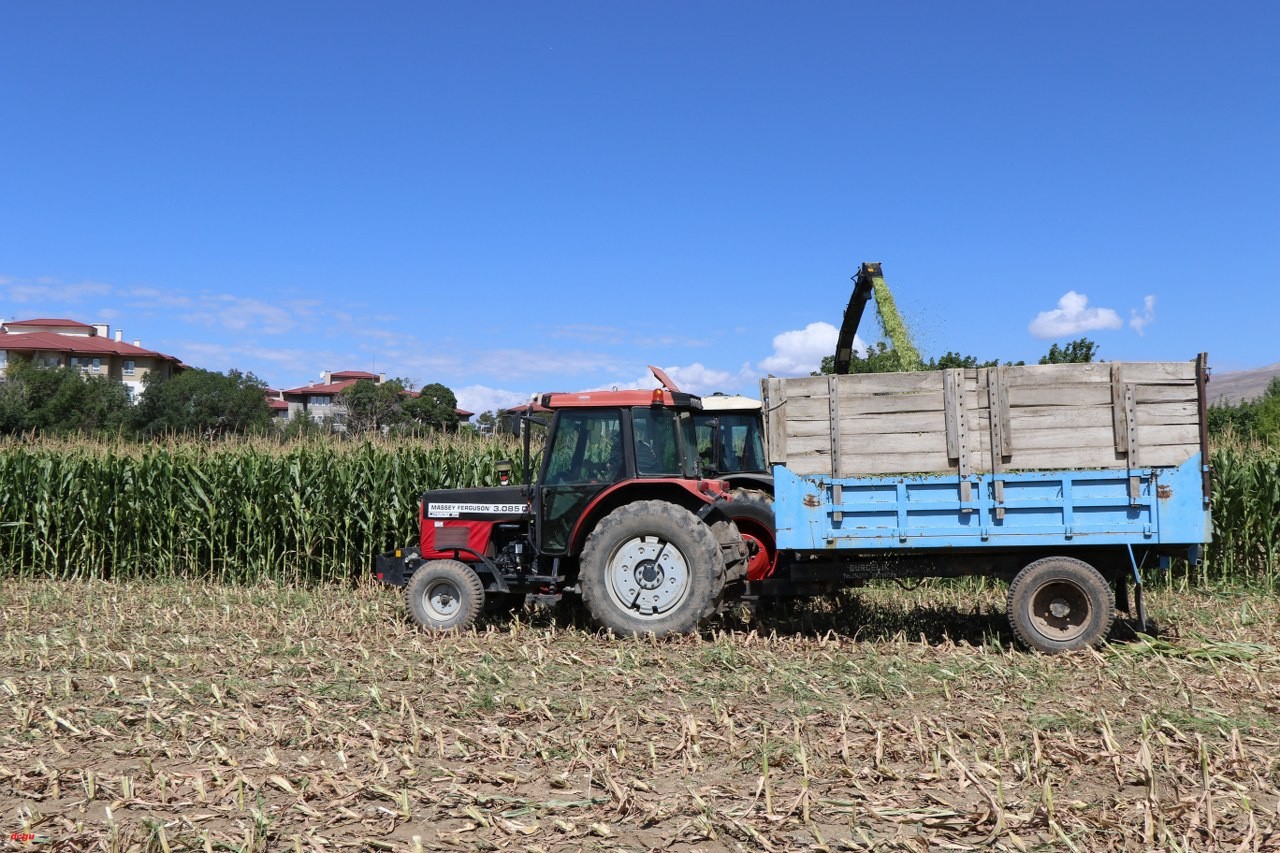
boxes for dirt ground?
[2,579,1278,851]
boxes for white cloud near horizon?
[627,362,755,396]
[3,278,112,304]
[1130,294,1156,335]
[758,321,854,376]
[1028,291,1123,339]
[453,385,535,415]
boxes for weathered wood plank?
[1140,423,1201,447]
[1133,384,1199,403]
[1006,385,1113,407]
[838,391,946,415]
[1000,425,1117,451]
[1003,446,1129,469]
[832,371,945,394]
[774,375,830,396]
[1006,408,1116,431]
[785,420,835,439]
[1122,361,1197,383]
[762,377,789,466]
[774,396,830,421]
[838,430,951,455]
[1005,363,1112,385]
[1135,402,1201,425]
[1142,444,1198,468]
[841,451,958,476]
[836,411,949,434]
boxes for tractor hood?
[420,486,531,521]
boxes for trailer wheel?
[1007,557,1115,653]
[729,488,778,581]
[579,501,722,636]
[406,560,485,632]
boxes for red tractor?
[376,387,749,636]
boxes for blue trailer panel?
[773,452,1210,553]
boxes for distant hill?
[1208,362,1280,406]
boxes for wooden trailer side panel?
[761,360,1202,477]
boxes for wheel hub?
[424,581,461,619]
[1030,580,1090,641]
[635,559,664,590]
[607,535,690,618]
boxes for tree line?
[0,359,462,438]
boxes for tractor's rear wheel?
[579,501,723,636]
[406,559,485,632]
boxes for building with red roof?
[0,317,183,402]
[280,370,473,425]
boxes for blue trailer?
[758,357,1212,652]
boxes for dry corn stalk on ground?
[1,580,1278,852]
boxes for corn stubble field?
[2,434,1279,851]
[3,580,1278,852]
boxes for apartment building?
[281,370,473,424]
[0,318,184,401]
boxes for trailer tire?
[580,501,722,637]
[729,488,778,581]
[1007,557,1115,653]
[406,560,485,632]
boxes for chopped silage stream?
[871,278,924,371]
[2,580,1278,851]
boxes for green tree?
[475,411,497,435]
[817,345,1022,375]
[132,368,271,436]
[1209,376,1280,443]
[403,382,460,431]
[339,378,407,434]
[1039,338,1098,364]
[0,359,131,434]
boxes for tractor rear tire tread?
[579,500,724,637]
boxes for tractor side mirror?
[500,412,521,435]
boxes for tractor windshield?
[543,410,624,484]
[694,412,767,475]
[632,407,698,478]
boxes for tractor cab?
[533,388,713,555]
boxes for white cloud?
[3,279,113,303]
[551,324,625,343]
[1130,294,1156,336]
[453,385,535,415]
[1028,291,1123,340]
[758,321,845,376]
[626,362,753,396]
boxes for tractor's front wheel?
[406,559,485,632]
[579,501,723,636]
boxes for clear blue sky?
[2,2,1276,414]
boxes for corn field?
[0,433,1275,585]
[0,434,528,583]
[1204,436,1280,585]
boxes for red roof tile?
[330,370,380,380]
[280,379,358,397]
[0,331,181,363]
[5,318,96,330]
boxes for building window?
[0,351,7,369]
[123,360,135,376]
[308,395,333,407]
[91,357,101,374]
